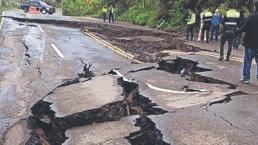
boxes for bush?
[62,0,102,16]
[61,0,255,29]
[119,6,156,27]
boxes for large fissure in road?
[158,57,238,89]
[25,69,169,145]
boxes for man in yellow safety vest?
[201,9,213,43]
[219,5,240,61]
[186,9,196,41]
[102,5,108,22]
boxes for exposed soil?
[5,16,202,63]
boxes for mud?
[23,72,168,145]
[4,16,202,63]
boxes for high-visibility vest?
[203,11,213,22]
[109,7,115,14]
[103,7,108,13]
[224,9,240,26]
[187,13,196,25]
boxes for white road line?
[38,25,45,33]
[51,43,64,58]
[0,11,5,31]
[111,69,209,94]
[13,68,20,78]
[146,83,209,94]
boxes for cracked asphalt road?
[1,10,258,145]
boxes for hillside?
[62,0,255,29]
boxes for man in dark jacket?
[201,9,213,43]
[240,0,258,84]
[219,7,240,61]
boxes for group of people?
[102,5,115,23]
[186,1,258,84]
[186,9,225,43]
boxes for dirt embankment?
[84,24,202,62]
[6,16,202,63]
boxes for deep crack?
[25,70,169,145]
[158,58,237,89]
[21,41,31,65]
[125,116,170,145]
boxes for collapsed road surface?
[1,10,258,145]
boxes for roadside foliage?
[52,0,257,28]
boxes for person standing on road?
[239,0,258,84]
[201,9,213,43]
[210,9,222,41]
[219,6,240,61]
[197,11,204,41]
[102,5,108,22]
[186,9,196,41]
[108,5,115,23]
[233,10,246,49]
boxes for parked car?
[20,0,56,14]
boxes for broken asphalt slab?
[44,75,123,117]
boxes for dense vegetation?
[0,0,19,19]
[62,0,255,29]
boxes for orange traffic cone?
[29,6,40,14]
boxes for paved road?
[1,10,258,145]
[1,10,131,144]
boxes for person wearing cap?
[201,9,213,43]
[219,5,240,61]
[210,9,222,41]
[186,9,196,41]
[239,0,258,84]
[102,5,108,22]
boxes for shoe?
[240,78,250,84]
[225,58,230,61]
[219,58,223,61]
[243,80,250,84]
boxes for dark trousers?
[103,13,107,22]
[243,48,258,80]
[220,30,235,59]
[201,23,211,43]
[186,24,194,40]
[210,25,219,41]
[109,13,114,23]
[233,31,243,49]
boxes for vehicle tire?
[41,8,47,14]
[48,12,53,15]
[24,7,29,13]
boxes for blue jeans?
[210,25,219,41]
[243,48,258,80]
